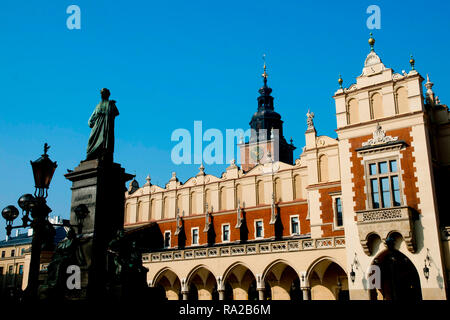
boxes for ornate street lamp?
[30,143,57,198]
[1,143,57,301]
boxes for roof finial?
[410,54,415,70]
[262,53,268,86]
[43,143,50,155]
[369,33,375,52]
[338,74,343,89]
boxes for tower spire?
[262,54,268,86]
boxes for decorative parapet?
[144,236,346,263]
[356,206,417,255]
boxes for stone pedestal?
[64,159,133,300]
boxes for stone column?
[257,288,265,300]
[218,290,225,300]
[182,291,188,300]
[301,287,310,300]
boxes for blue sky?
[1,0,449,239]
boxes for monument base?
[63,159,134,300]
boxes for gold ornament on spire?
[338,74,343,88]
[262,53,268,80]
[410,54,415,70]
[368,33,375,51]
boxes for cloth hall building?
[123,36,450,300]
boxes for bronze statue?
[46,228,85,293]
[86,88,119,161]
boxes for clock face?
[250,146,264,161]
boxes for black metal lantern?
[350,266,356,283]
[423,261,430,280]
[18,194,36,211]
[2,205,19,222]
[30,143,57,198]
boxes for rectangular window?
[18,265,23,275]
[21,248,25,255]
[290,216,299,235]
[192,228,199,245]
[1,251,5,258]
[8,266,13,274]
[164,231,171,248]
[11,250,15,257]
[0,267,3,275]
[335,198,343,227]
[367,159,401,209]
[222,224,230,242]
[255,220,264,238]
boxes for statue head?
[100,88,111,101]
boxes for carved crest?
[362,124,398,147]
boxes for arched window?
[190,192,197,215]
[319,154,329,183]
[177,195,182,215]
[163,197,169,219]
[396,87,409,114]
[294,175,302,200]
[124,203,130,224]
[137,201,143,222]
[257,180,265,205]
[371,92,383,119]
[205,189,212,211]
[150,199,155,220]
[235,184,242,208]
[347,99,359,125]
[274,178,282,202]
[219,187,227,211]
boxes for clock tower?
[239,61,295,171]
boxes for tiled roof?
[0,225,68,248]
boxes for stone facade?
[124,38,450,300]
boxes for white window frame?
[221,223,230,243]
[164,230,171,248]
[191,227,200,246]
[289,215,300,236]
[365,157,403,210]
[331,194,344,230]
[254,219,264,239]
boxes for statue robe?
[86,99,119,160]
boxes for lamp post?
[1,143,57,301]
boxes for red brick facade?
[349,127,420,214]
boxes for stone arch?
[152,267,182,300]
[219,187,227,211]
[186,265,218,300]
[205,189,212,211]
[293,175,303,200]
[306,257,349,300]
[347,98,359,124]
[262,259,301,300]
[150,199,155,220]
[124,203,131,224]
[370,92,383,119]
[318,154,328,183]
[256,180,265,205]
[274,178,282,202]
[163,196,169,219]
[395,86,409,114]
[235,184,242,208]
[222,262,258,300]
[190,191,197,215]
[370,248,422,300]
[137,201,143,222]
